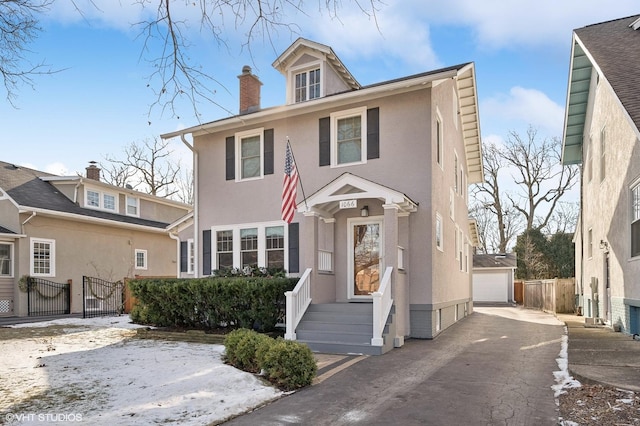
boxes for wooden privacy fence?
[523,278,575,314]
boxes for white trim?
[126,195,140,217]
[0,242,14,277]
[30,237,55,277]
[347,216,384,300]
[135,249,148,270]
[235,127,265,182]
[289,61,323,104]
[435,212,443,252]
[330,106,368,168]
[187,238,195,274]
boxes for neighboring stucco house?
[561,15,640,334]
[472,253,517,304]
[163,38,483,354]
[0,161,193,318]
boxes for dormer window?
[294,68,321,102]
[85,188,118,212]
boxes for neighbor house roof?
[473,253,517,269]
[0,161,170,230]
[562,15,640,164]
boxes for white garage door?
[473,272,508,303]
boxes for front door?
[348,217,383,299]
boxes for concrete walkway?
[557,312,640,392]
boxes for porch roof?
[298,173,418,218]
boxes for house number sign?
[339,200,357,209]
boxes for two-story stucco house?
[561,15,640,334]
[163,38,483,354]
[0,161,193,318]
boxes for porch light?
[361,205,369,217]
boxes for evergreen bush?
[261,339,317,391]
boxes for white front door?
[348,217,383,299]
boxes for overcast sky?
[1,1,638,178]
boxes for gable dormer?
[272,38,360,105]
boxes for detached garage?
[473,253,517,303]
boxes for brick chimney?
[86,161,101,181]
[238,65,262,115]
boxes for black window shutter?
[180,241,188,273]
[288,222,300,273]
[202,230,212,275]
[319,117,330,166]
[367,107,380,160]
[225,136,235,181]
[264,128,274,175]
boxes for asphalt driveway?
[224,306,565,425]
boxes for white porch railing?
[284,268,312,341]
[371,266,393,346]
[318,250,333,272]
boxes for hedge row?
[128,277,297,331]
[224,328,317,391]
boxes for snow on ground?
[0,316,283,425]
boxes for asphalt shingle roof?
[575,15,640,132]
[473,253,517,269]
[0,161,169,229]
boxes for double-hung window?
[216,230,233,269]
[0,243,13,276]
[632,183,640,257]
[265,226,285,269]
[332,107,367,166]
[241,228,259,268]
[31,238,55,276]
[294,68,321,103]
[126,196,139,216]
[236,129,263,181]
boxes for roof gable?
[562,14,640,164]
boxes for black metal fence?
[83,276,125,318]
[27,277,71,316]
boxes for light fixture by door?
[361,206,369,217]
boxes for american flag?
[282,142,299,224]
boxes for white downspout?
[21,211,36,234]
[181,134,199,278]
[169,232,181,278]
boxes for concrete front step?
[295,302,393,356]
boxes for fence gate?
[27,277,71,316]
[83,276,125,318]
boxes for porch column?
[383,203,405,346]
[302,211,320,299]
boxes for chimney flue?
[86,161,101,181]
[238,65,262,115]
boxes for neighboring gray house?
[0,161,192,318]
[561,15,640,334]
[472,253,517,304]
[163,38,484,354]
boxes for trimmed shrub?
[128,276,296,331]
[223,328,254,366]
[261,339,317,391]
[235,331,275,373]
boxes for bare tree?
[102,137,183,199]
[501,126,579,231]
[542,201,579,235]
[470,141,522,252]
[174,167,194,205]
[0,0,57,105]
[4,0,381,115]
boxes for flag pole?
[286,138,308,210]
